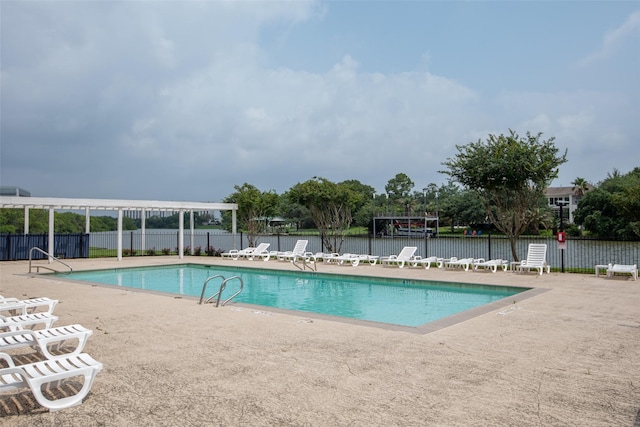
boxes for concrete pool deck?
[1,257,639,425]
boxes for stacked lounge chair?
[0,294,103,412]
[0,295,58,316]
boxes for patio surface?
[1,256,639,426]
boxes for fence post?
[207,232,210,253]
[424,233,428,257]
[130,231,134,255]
[487,233,492,260]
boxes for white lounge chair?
[221,245,260,260]
[444,257,484,271]
[515,243,550,275]
[0,296,58,316]
[331,253,379,267]
[311,253,340,264]
[473,259,509,273]
[238,243,271,261]
[606,264,638,281]
[0,351,103,411]
[0,313,58,331]
[357,254,379,266]
[380,247,418,268]
[409,256,443,269]
[222,243,271,261]
[0,324,93,359]
[273,240,309,262]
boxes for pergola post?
[117,208,123,261]
[190,210,194,255]
[141,208,146,255]
[232,209,237,249]
[48,208,54,263]
[178,210,184,259]
[24,207,29,235]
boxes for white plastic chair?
[380,247,418,268]
[1,324,93,359]
[0,351,103,411]
[516,244,550,275]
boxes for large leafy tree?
[288,177,361,252]
[340,179,376,227]
[442,130,567,260]
[442,188,486,232]
[385,173,415,215]
[223,183,279,246]
[573,167,640,240]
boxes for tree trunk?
[509,236,519,261]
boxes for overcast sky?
[1,1,638,202]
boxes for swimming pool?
[57,264,529,328]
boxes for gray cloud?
[2,2,638,202]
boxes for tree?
[441,130,568,260]
[340,179,376,228]
[571,177,590,198]
[385,173,415,215]
[573,167,640,240]
[442,189,486,231]
[288,177,361,252]
[223,183,279,246]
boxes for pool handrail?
[29,247,73,274]
[199,275,245,307]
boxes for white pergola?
[0,196,238,261]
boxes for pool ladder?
[28,247,73,274]
[199,274,244,307]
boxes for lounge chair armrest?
[0,351,16,367]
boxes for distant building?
[0,186,31,197]
[545,185,593,224]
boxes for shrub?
[146,247,157,256]
[162,248,171,255]
[206,246,223,257]
[193,246,202,256]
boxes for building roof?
[0,186,31,197]
[545,185,594,197]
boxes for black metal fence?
[0,233,90,261]
[83,230,639,274]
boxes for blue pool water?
[59,264,527,327]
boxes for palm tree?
[571,177,590,198]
